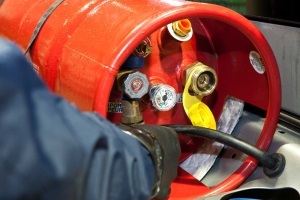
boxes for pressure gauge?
[149,84,177,111]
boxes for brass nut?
[133,37,152,57]
[183,62,218,96]
[121,100,143,124]
[135,43,152,55]
[172,19,191,37]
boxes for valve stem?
[117,71,149,124]
[121,100,144,124]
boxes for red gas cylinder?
[0,0,281,199]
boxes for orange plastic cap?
[178,19,191,33]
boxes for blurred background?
[189,0,300,23]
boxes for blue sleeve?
[0,38,155,200]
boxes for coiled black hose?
[164,125,285,177]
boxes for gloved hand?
[118,124,181,200]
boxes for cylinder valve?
[167,19,193,42]
[183,62,217,96]
[122,71,150,99]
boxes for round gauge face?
[151,85,177,111]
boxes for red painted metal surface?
[0,0,281,198]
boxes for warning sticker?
[108,102,122,113]
[249,51,265,74]
[108,94,183,113]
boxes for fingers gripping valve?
[183,62,218,129]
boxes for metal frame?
[252,20,300,116]
[199,19,300,198]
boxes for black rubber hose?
[163,125,279,170]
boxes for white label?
[108,94,183,113]
[249,51,265,74]
[176,93,183,103]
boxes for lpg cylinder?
[0,0,281,198]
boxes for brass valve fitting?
[183,62,217,96]
[172,19,192,37]
[121,100,144,124]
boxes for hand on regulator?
[118,124,181,200]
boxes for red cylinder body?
[0,0,281,198]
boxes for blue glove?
[0,38,154,200]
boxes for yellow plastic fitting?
[188,102,216,129]
[183,67,216,129]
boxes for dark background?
[190,0,300,23]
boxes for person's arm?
[0,38,156,200]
